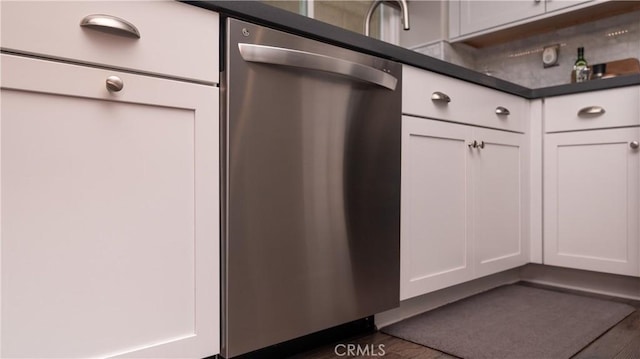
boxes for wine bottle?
[574,47,589,83]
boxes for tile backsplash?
[416,10,640,88]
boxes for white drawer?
[403,65,527,133]
[544,86,640,133]
[1,1,219,84]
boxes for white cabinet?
[545,0,591,13]
[1,1,219,84]
[544,86,640,133]
[403,66,528,133]
[543,87,640,277]
[0,2,220,358]
[450,0,595,41]
[544,128,640,276]
[401,118,473,300]
[401,116,528,300]
[458,0,545,36]
[473,127,529,277]
[1,53,219,359]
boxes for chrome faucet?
[364,0,410,36]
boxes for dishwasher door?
[221,18,401,358]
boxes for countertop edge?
[187,1,640,99]
[532,74,640,98]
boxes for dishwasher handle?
[238,43,398,91]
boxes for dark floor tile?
[573,311,640,359]
[612,334,640,359]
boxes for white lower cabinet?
[1,54,219,358]
[473,127,529,277]
[401,117,473,300]
[401,116,528,300]
[544,127,640,276]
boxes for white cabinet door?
[473,128,528,277]
[544,128,640,276]
[0,54,219,358]
[545,0,592,13]
[459,0,545,35]
[401,117,531,299]
[401,117,473,300]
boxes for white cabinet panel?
[403,65,527,133]
[401,116,529,300]
[1,54,219,358]
[544,86,639,133]
[450,0,599,41]
[459,0,545,35]
[1,1,219,84]
[544,128,640,276]
[558,144,628,260]
[473,128,528,276]
[401,117,473,300]
[3,91,196,357]
[545,0,592,13]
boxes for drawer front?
[403,66,526,133]
[544,86,640,133]
[1,1,219,84]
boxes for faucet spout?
[364,0,410,37]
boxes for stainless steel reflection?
[238,43,398,90]
[221,18,401,358]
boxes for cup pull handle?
[431,91,451,103]
[578,106,605,116]
[80,14,141,39]
[495,106,510,116]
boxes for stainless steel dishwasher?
[221,18,401,358]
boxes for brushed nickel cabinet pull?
[468,140,485,149]
[578,106,605,116]
[106,76,124,92]
[80,14,141,39]
[495,106,510,116]
[631,141,640,149]
[431,91,451,103]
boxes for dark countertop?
[186,0,640,99]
